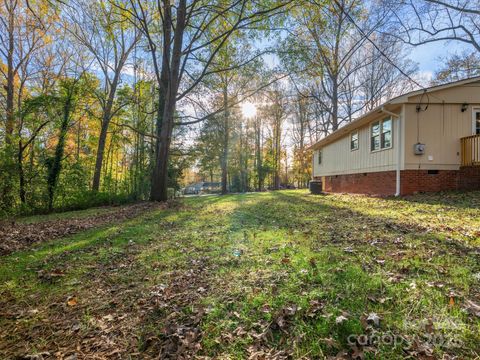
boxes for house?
[184,182,222,195]
[310,77,480,196]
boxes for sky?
[409,40,473,85]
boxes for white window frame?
[371,117,393,152]
[318,149,322,165]
[350,131,359,151]
[473,108,480,135]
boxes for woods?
[1,0,478,213]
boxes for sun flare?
[241,102,257,118]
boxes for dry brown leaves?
[0,202,162,255]
[1,254,212,359]
[139,257,212,359]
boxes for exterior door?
[472,109,480,165]
[474,109,480,135]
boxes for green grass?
[0,190,479,359]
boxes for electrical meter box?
[414,143,426,155]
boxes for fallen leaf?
[425,318,434,333]
[366,312,380,327]
[64,353,78,360]
[351,345,364,359]
[67,296,77,307]
[283,305,297,316]
[103,314,115,322]
[465,299,480,317]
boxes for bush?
[5,191,136,217]
[53,191,135,212]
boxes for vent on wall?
[427,170,439,175]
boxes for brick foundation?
[315,166,480,196]
[400,170,459,194]
[459,166,480,190]
[318,171,397,196]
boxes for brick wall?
[316,171,397,196]
[458,166,480,190]
[400,170,459,195]
[314,167,480,196]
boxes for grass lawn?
[0,190,479,359]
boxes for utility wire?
[333,0,426,91]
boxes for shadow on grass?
[0,204,197,302]
[386,190,480,210]
[210,190,479,357]
[1,190,479,358]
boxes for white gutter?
[381,107,402,196]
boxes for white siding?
[313,115,400,177]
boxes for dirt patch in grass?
[0,202,164,256]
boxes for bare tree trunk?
[150,0,186,202]
[28,140,35,200]
[273,113,281,190]
[331,77,339,131]
[221,83,229,194]
[17,141,26,204]
[5,1,15,145]
[92,74,120,191]
[254,117,263,191]
[1,1,17,210]
[150,95,175,201]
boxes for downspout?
[311,149,315,181]
[381,107,402,196]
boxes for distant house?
[310,77,480,196]
[184,182,221,195]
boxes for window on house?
[350,131,359,151]
[371,118,392,151]
[381,119,392,148]
[318,150,322,165]
[371,122,381,151]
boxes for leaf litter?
[1,191,480,359]
[0,202,164,255]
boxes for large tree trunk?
[92,119,109,191]
[150,85,177,201]
[5,2,15,145]
[150,0,186,202]
[1,3,17,210]
[150,80,168,200]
